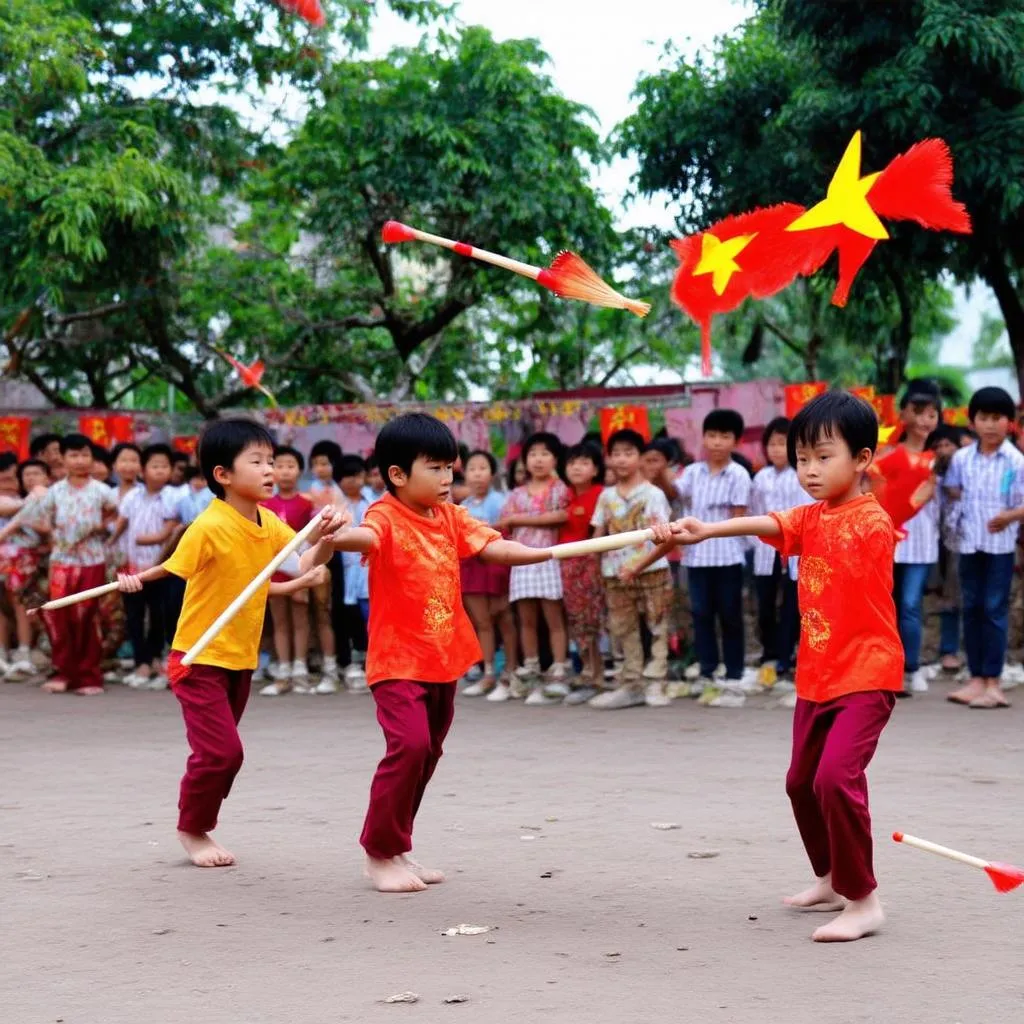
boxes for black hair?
[926,425,961,450]
[522,431,563,464]
[787,390,878,467]
[141,442,173,468]
[731,451,755,478]
[606,428,646,456]
[171,451,190,467]
[111,442,141,463]
[968,386,1016,422]
[565,442,604,482]
[703,408,745,440]
[366,453,379,471]
[198,418,275,499]
[374,412,458,495]
[184,465,206,484]
[643,437,676,461]
[309,440,343,481]
[273,445,305,472]
[59,433,93,455]
[0,452,16,473]
[465,449,498,477]
[761,416,791,452]
[900,377,943,412]
[16,458,49,495]
[29,433,61,458]
[90,443,112,467]
[506,454,524,492]
[338,454,368,478]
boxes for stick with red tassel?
[892,832,1024,893]
[381,221,650,318]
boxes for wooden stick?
[892,832,988,869]
[37,581,121,612]
[550,529,654,561]
[383,222,542,281]
[181,510,325,667]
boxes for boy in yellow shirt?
[118,419,348,867]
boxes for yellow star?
[693,232,757,295]
[786,131,889,240]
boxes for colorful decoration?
[944,406,970,427]
[217,350,278,407]
[0,416,31,460]
[784,382,827,418]
[79,414,134,448]
[173,436,199,456]
[278,0,325,28]
[599,405,652,444]
[866,444,935,538]
[382,221,651,318]
[671,132,972,375]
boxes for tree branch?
[760,315,805,356]
[596,343,649,388]
[50,301,130,326]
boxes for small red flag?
[784,383,827,419]
[0,416,30,460]
[599,406,652,444]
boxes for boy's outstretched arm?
[327,525,376,555]
[478,539,552,566]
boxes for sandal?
[968,692,1011,710]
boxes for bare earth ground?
[2,682,1023,1024]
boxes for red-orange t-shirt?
[763,493,903,702]
[361,494,501,686]
[559,484,603,544]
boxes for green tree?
[617,0,1023,392]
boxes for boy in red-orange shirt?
[331,413,554,893]
[647,391,902,942]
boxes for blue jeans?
[959,552,1015,678]
[754,554,799,673]
[939,607,961,657]
[893,563,932,673]
[688,565,745,679]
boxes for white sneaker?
[665,680,696,699]
[486,682,512,703]
[0,651,9,675]
[683,663,702,681]
[713,663,726,679]
[290,661,314,694]
[462,677,496,697]
[588,685,646,710]
[314,676,341,695]
[4,659,36,681]
[514,658,541,680]
[644,681,671,707]
[1001,663,1024,689]
[465,664,484,682]
[525,686,561,706]
[259,680,290,696]
[563,684,598,705]
[508,676,529,700]
[778,691,798,708]
[543,681,571,699]
[143,674,169,691]
[908,669,929,693]
[738,668,761,693]
[604,661,624,681]
[124,671,154,689]
[345,668,369,693]
[708,688,746,708]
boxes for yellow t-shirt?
[165,498,295,671]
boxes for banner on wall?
[783,382,827,418]
[0,416,31,460]
[79,414,134,447]
[598,405,651,444]
[172,435,198,455]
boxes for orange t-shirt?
[362,494,501,686]
[763,493,903,702]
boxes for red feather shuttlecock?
[984,863,1024,894]
[278,0,326,28]
[537,251,651,318]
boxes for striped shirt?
[894,496,940,565]
[749,465,814,577]
[675,460,752,567]
[120,486,179,571]
[944,440,1024,555]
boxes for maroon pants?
[785,690,896,901]
[171,653,252,835]
[360,680,455,860]
[44,563,106,690]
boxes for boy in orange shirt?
[116,420,348,868]
[646,391,902,942]
[330,413,555,893]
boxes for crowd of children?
[2,380,1024,713]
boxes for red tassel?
[278,0,326,28]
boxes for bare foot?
[73,687,104,696]
[812,892,884,942]
[948,677,985,705]
[783,875,845,912]
[178,830,236,868]
[364,855,428,893]
[41,679,69,694]
[941,655,961,671]
[402,854,446,885]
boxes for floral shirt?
[501,479,571,549]
[591,482,671,578]
[36,479,118,567]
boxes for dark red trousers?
[785,690,896,901]
[170,652,252,835]
[44,563,106,690]
[360,680,455,860]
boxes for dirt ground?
[2,681,1022,1024]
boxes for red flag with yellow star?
[599,405,652,444]
[670,132,971,373]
